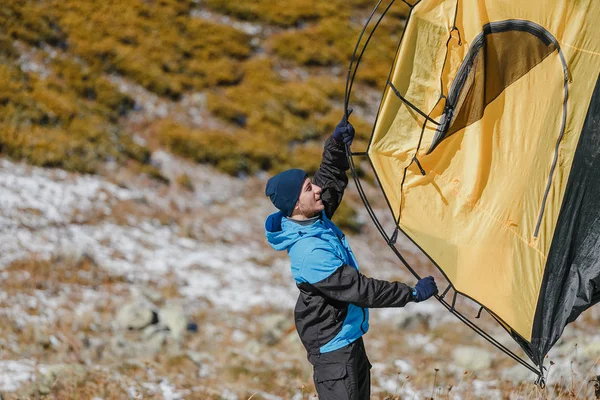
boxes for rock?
[142,324,169,353]
[37,364,87,394]
[107,335,136,360]
[107,334,153,360]
[106,329,176,362]
[451,346,493,371]
[260,314,290,346]
[116,299,157,330]
[158,303,188,341]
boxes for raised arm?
[313,137,349,219]
[313,114,355,219]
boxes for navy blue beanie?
[265,169,308,217]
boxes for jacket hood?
[265,211,325,251]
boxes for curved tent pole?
[342,0,543,382]
[344,0,396,119]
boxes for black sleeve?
[312,136,349,219]
[310,264,414,308]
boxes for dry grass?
[0,0,402,178]
[0,45,149,173]
[1,0,251,98]
[2,254,126,293]
[0,253,596,399]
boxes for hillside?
[0,0,409,176]
[0,0,599,399]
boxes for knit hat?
[265,169,308,217]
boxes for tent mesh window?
[428,20,559,154]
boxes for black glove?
[413,276,438,302]
[332,109,355,145]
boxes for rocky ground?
[0,153,599,400]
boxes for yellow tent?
[351,0,600,370]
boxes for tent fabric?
[368,0,600,366]
[513,73,600,367]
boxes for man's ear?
[289,201,301,218]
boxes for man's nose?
[314,184,322,194]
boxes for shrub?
[155,119,249,175]
[0,1,67,47]
[208,58,346,143]
[50,0,251,97]
[0,59,148,173]
[0,0,406,178]
[269,6,410,87]
[269,18,357,67]
[2,0,252,98]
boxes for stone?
[142,324,169,353]
[106,328,172,362]
[451,346,493,371]
[158,303,188,341]
[37,364,87,394]
[116,299,157,330]
[107,335,136,360]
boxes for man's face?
[294,177,324,218]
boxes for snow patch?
[0,359,36,392]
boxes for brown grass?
[2,254,126,293]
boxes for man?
[264,113,438,399]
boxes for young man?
[264,114,438,399]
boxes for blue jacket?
[265,137,414,355]
[266,210,369,353]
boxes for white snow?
[0,360,36,391]
[190,9,263,36]
[0,158,296,311]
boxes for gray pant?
[308,338,372,400]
